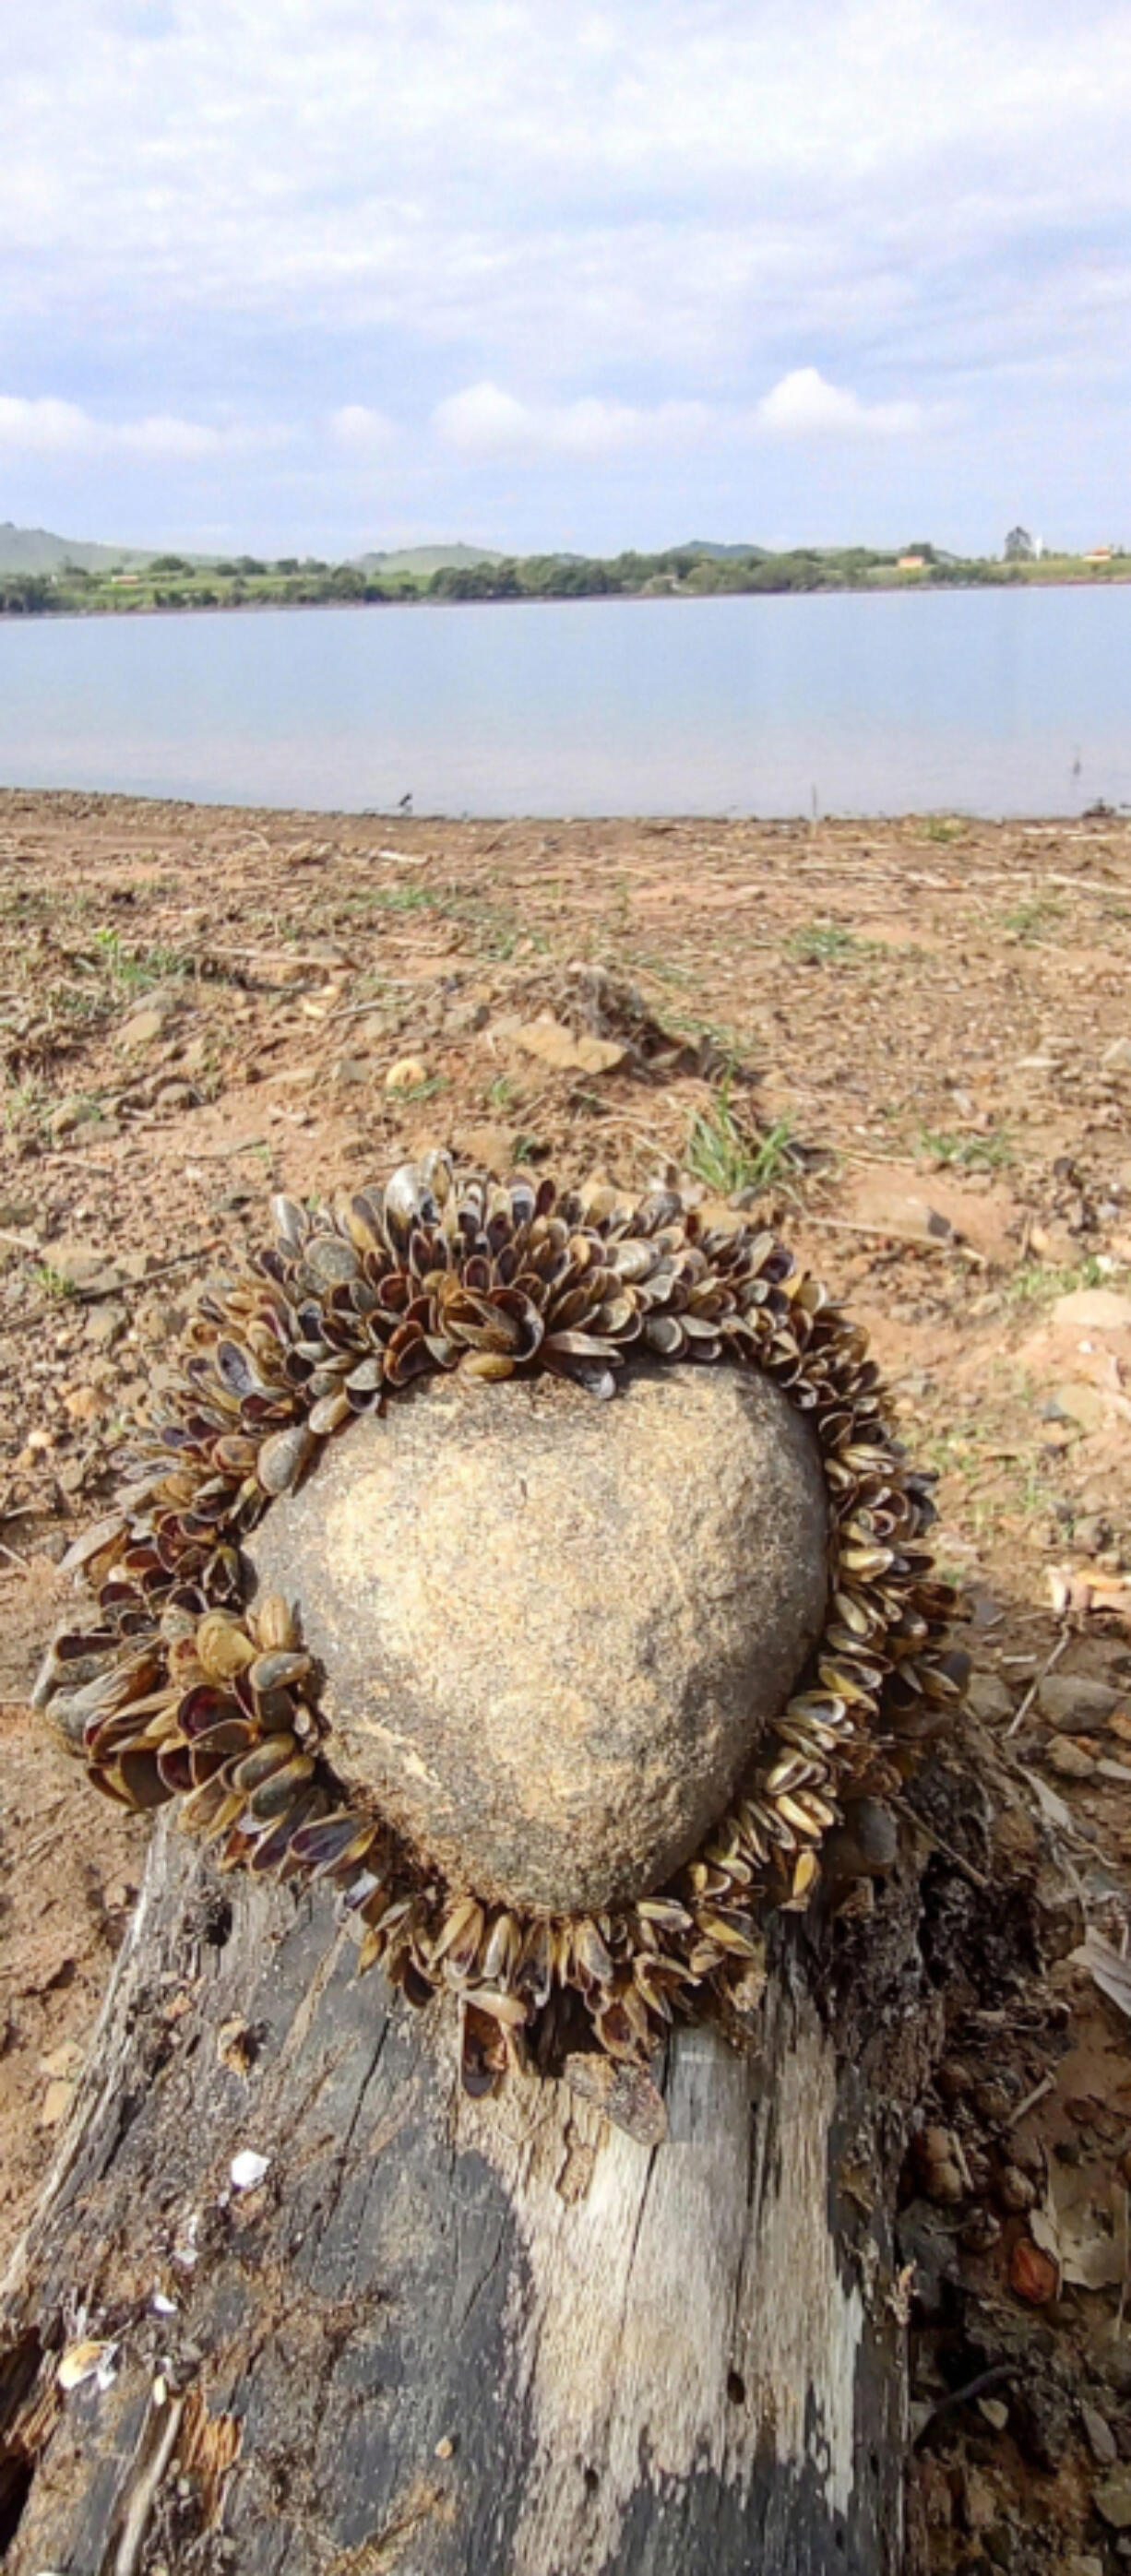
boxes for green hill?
[0,520,156,574]
[352,542,503,576]
[679,539,765,560]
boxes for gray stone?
[1038,1673,1120,1730]
[1094,2469,1131,2532]
[248,1364,830,1914]
[1083,2404,1119,2467]
[1044,1734,1097,1781]
[967,1671,1016,1724]
[83,1299,128,1347]
[117,1001,174,1051]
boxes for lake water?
[0,587,1127,817]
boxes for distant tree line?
[0,573,58,613]
[422,544,1029,602]
[3,540,1127,621]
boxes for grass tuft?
[785,920,865,966]
[915,1125,1014,1172]
[686,1085,797,1196]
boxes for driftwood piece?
[1,1818,934,2576]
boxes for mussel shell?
[247,1649,312,1697]
[196,1611,256,1681]
[229,1732,299,1794]
[287,1810,377,1880]
[256,1424,315,1495]
[240,1753,316,1822]
[254,1593,296,1652]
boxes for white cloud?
[0,394,281,459]
[4,0,1130,400]
[330,404,399,453]
[0,395,95,454]
[117,415,229,460]
[756,368,923,438]
[1,5,1130,543]
[433,381,710,461]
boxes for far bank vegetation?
[2,537,1129,620]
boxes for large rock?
[247,1364,830,1913]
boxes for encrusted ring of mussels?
[34,1153,961,2103]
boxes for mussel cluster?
[35,1155,961,2099]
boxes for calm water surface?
[0,587,1127,815]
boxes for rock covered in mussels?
[32,1152,964,2105]
[246,1364,830,1913]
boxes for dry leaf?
[1048,1566,1131,1624]
[1030,2148,1128,2291]
[1009,2238,1058,2303]
[1081,1929,1131,2020]
[1026,1771,1077,1834]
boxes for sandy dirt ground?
[3,789,1131,2570]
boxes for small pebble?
[1039,1674,1119,1730]
[960,2208,1002,2253]
[916,2124,965,2204]
[997,2165,1037,2214]
[1083,2402,1118,2466]
[966,1671,1015,1724]
[971,2082,1015,2125]
[1094,2468,1131,2532]
[39,2079,76,2129]
[978,2397,1009,2431]
[1043,1734,1097,1781]
[937,2058,974,2102]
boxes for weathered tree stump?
[3,1201,969,2576]
[0,1809,937,2576]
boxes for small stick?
[0,1535,28,1568]
[802,1214,986,1264]
[913,2361,1018,2443]
[1006,1625,1070,1738]
[181,1138,271,1161]
[1006,2072,1055,2129]
[890,1797,990,1891]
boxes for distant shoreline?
[4,572,1131,626]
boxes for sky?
[1,0,1129,560]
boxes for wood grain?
[2,1821,913,2575]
